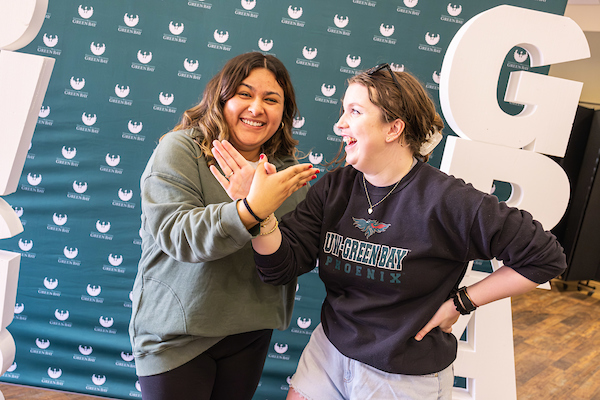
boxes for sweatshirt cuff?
[220,200,254,244]
[254,240,288,268]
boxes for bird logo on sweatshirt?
[352,217,391,239]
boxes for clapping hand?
[244,153,318,219]
[210,140,261,200]
[210,140,318,223]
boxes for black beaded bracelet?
[242,198,264,223]
[453,287,477,315]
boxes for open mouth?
[241,118,265,127]
[343,136,357,146]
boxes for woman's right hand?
[240,155,318,227]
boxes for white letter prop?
[451,272,517,400]
[441,137,570,230]
[0,199,22,240]
[440,5,590,157]
[0,50,54,196]
[0,0,48,50]
[439,5,590,400]
[0,0,54,383]
[0,251,19,374]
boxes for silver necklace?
[362,174,401,214]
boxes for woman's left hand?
[414,299,460,341]
[210,140,257,200]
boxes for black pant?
[139,329,273,400]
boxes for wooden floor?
[0,279,598,400]
[512,280,600,400]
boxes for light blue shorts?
[289,324,454,400]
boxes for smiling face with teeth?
[224,68,285,161]
[335,83,402,179]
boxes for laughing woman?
[216,64,567,399]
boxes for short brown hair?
[328,68,444,168]
[347,69,443,161]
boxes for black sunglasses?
[365,63,402,92]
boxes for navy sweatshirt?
[254,161,566,375]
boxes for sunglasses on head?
[365,63,402,92]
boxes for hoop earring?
[281,121,285,130]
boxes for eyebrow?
[344,102,364,109]
[240,82,282,98]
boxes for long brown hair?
[173,52,299,163]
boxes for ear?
[386,119,405,143]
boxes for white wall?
[549,4,600,107]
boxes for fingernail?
[259,154,265,160]
[302,183,307,187]
[312,175,317,180]
[315,170,321,174]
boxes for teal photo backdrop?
[1,0,568,398]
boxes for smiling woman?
[174,52,300,168]
[223,68,285,161]
[128,52,317,400]
[231,64,568,400]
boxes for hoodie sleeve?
[140,131,253,263]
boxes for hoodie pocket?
[131,277,187,355]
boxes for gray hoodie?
[129,129,308,376]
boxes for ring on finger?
[226,172,234,179]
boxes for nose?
[247,97,264,115]
[334,114,347,135]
